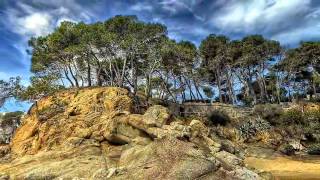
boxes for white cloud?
[271,21,320,45]
[5,1,95,38]
[15,13,53,37]
[6,4,54,37]
[159,0,200,16]
[0,0,97,89]
[212,0,311,33]
[206,0,320,45]
[131,2,153,12]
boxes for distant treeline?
[1,15,320,106]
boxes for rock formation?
[0,112,21,144]
[0,87,260,179]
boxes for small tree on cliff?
[0,77,23,108]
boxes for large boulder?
[0,87,260,179]
[0,139,108,179]
[116,138,221,180]
[11,87,132,156]
[142,105,170,127]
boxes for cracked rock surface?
[0,87,260,179]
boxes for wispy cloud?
[4,1,95,37]
[131,2,154,12]
[210,0,320,45]
[14,12,53,37]
[1,0,320,83]
[0,0,100,81]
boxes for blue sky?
[1,0,320,111]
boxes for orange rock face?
[0,87,260,179]
[11,87,132,156]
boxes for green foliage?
[307,144,320,155]
[0,77,24,108]
[0,111,23,126]
[238,118,271,141]
[304,110,320,122]
[202,86,214,99]
[253,104,283,125]
[18,75,64,102]
[207,110,230,126]
[279,144,295,156]
[279,109,305,125]
[1,15,319,108]
[310,96,320,103]
[242,96,254,106]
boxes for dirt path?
[245,156,320,180]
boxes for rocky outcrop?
[0,112,22,144]
[0,87,260,179]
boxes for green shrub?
[1,111,24,126]
[305,110,320,122]
[207,110,230,126]
[253,104,283,125]
[279,144,295,156]
[310,96,320,103]
[202,86,214,99]
[280,109,304,125]
[238,118,271,141]
[243,96,254,106]
[307,144,320,155]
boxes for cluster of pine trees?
[1,15,320,106]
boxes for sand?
[245,156,320,180]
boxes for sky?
[0,0,320,111]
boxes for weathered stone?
[0,144,107,179]
[229,167,260,180]
[0,174,9,180]
[0,87,261,179]
[117,138,221,180]
[190,119,209,138]
[142,105,170,127]
[215,151,243,168]
[288,140,304,151]
[0,145,10,158]
[220,140,237,154]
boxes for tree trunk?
[120,57,128,87]
[96,68,102,86]
[184,77,196,100]
[257,76,265,103]
[216,69,223,103]
[226,69,235,104]
[91,51,103,86]
[247,77,257,105]
[276,74,281,104]
[157,72,176,102]
[312,78,317,99]
[145,73,152,101]
[63,68,74,87]
[174,75,178,101]
[86,59,92,87]
[193,80,204,101]
[131,58,138,96]
[68,65,79,87]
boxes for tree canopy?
[1,15,320,107]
